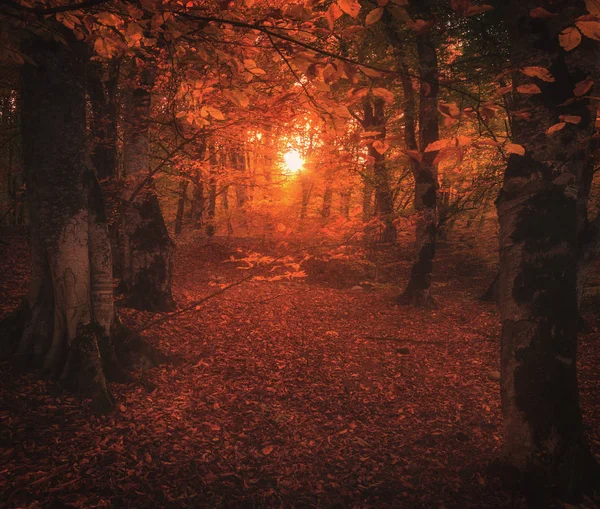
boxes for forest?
[0,0,599,507]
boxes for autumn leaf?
[425,138,454,152]
[372,140,390,154]
[325,2,343,30]
[575,20,600,41]
[559,26,582,51]
[372,87,395,103]
[495,85,512,96]
[547,122,567,135]
[366,7,384,25]
[530,7,556,18]
[520,66,555,82]
[466,4,493,16]
[337,0,361,18]
[438,102,460,117]
[516,84,542,94]
[206,106,225,120]
[586,0,600,15]
[262,445,274,455]
[505,143,525,155]
[574,78,594,96]
[559,115,582,124]
[360,66,385,78]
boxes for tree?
[10,32,125,413]
[495,0,600,500]
[121,60,175,311]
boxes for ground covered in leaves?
[1,226,599,508]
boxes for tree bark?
[174,179,188,236]
[18,34,117,413]
[363,97,397,244]
[393,2,439,307]
[496,0,599,501]
[121,62,174,311]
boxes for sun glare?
[283,149,304,173]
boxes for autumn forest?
[1,0,600,507]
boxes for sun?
[283,149,304,173]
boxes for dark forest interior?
[1,0,600,507]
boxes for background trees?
[0,0,599,503]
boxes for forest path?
[1,230,598,508]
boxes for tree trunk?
[395,4,439,307]
[321,184,333,219]
[174,179,188,236]
[364,97,396,244]
[496,0,599,501]
[17,34,118,413]
[121,62,174,311]
[206,146,217,237]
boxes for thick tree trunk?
[497,0,599,501]
[396,5,439,307]
[364,98,396,244]
[18,35,116,413]
[121,63,174,311]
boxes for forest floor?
[0,225,599,509]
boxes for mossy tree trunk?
[496,0,599,501]
[121,62,174,311]
[16,34,125,413]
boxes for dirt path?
[0,231,598,508]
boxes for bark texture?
[364,97,397,244]
[17,34,117,412]
[496,0,599,501]
[121,62,174,311]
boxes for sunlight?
[283,149,304,173]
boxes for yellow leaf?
[559,115,581,124]
[337,0,361,18]
[366,7,384,25]
[559,26,582,51]
[546,122,567,135]
[516,84,542,94]
[372,140,389,154]
[574,77,594,96]
[576,20,600,40]
[520,66,555,82]
[505,143,525,155]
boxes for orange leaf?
[575,20,600,40]
[505,143,525,155]
[530,7,556,18]
[372,140,390,154]
[366,7,384,25]
[575,78,594,96]
[586,0,600,15]
[520,66,555,82]
[559,115,582,124]
[516,84,542,94]
[262,445,274,455]
[337,0,361,18]
[546,122,567,134]
[559,26,582,51]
